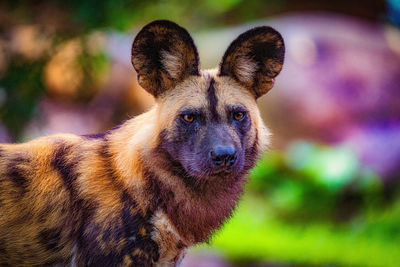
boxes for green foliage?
[0,58,46,139]
[206,196,400,267]
[249,141,383,222]
[1,0,288,34]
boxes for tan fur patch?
[151,210,187,267]
[157,75,209,130]
[161,50,184,80]
[234,56,258,84]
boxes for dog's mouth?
[183,159,244,180]
[210,161,239,174]
[210,168,234,177]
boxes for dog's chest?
[151,209,187,267]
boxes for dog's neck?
[142,145,247,244]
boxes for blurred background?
[1,0,400,266]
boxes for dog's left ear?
[131,20,200,97]
[219,26,285,98]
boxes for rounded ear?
[131,20,200,97]
[219,26,285,98]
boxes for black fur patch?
[0,239,7,256]
[121,190,159,265]
[6,156,30,194]
[207,78,219,122]
[242,130,259,173]
[156,130,201,192]
[51,143,79,197]
[75,192,159,267]
[43,258,68,266]
[74,199,101,265]
[226,104,252,140]
[98,139,127,190]
[38,228,63,252]
[98,140,115,175]
[176,241,185,249]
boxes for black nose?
[210,145,237,166]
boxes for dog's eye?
[233,111,245,121]
[183,114,195,123]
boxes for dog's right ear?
[219,26,285,98]
[131,20,200,97]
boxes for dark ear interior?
[131,20,200,97]
[219,26,285,98]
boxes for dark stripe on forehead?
[207,78,219,122]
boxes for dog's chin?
[209,169,236,179]
[183,163,242,180]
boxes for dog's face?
[132,20,284,180]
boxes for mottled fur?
[0,20,284,266]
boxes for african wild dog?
[0,20,284,266]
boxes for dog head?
[132,20,284,180]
